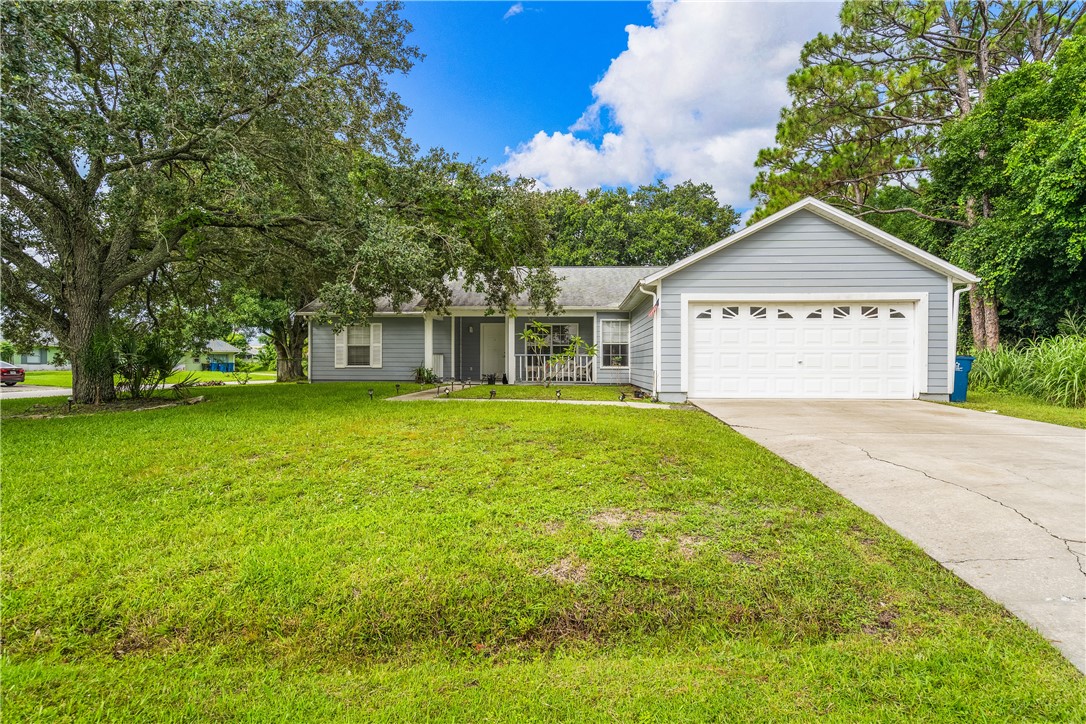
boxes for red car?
[1,361,26,386]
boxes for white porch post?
[505,314,516,383]
[423,313,434,371]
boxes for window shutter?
[370,323,382,368]
[334,328,347,368]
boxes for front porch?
[428,314,628,385]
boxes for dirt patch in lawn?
[862,605,900,636]
[589,508,676,530]
[541,520,566,535]
[536,556,588,585]
[727,552,760,567]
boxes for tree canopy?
[544,181,740,267]
[750,0,1083,347]
[1,1,557,399]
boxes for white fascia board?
[642,197,980,286]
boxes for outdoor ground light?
[368,388,374,400]
[395,384,400,395]
[619,391,626,402]
[555,389,562,400]
[489,389,496,399]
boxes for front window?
[601,320,629,367]
[526,323,579,357]
[347,325,372,366]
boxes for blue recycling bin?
[950,355,974,402]
[227,362,235,372]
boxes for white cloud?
[500,0,841,209]
[503,3,524,21]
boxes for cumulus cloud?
[499,0,840,209]
[503,3,524,21]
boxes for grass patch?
[21,370,278,388]
[449,383,646,401]
[950,390,1086,429]
[3,383,1083,719]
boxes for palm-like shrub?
[115,333,183,399]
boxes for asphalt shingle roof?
[296,266,662,316]
[204,339,242,354]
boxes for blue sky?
[389,1,842,212]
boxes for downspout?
[638,283,659,398]
[949,282,976,397]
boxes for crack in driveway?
[853,445,1086,578]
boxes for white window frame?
[334,323,383,369]
[600,320,630,368]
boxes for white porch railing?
[516,354,595,384]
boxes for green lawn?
[449,383,649,402]
[3,383,1082,720]
[20,369,278,388]
[950,390,1085,429]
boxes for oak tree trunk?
[272,316,307,382]
[66,241,117,403]
[68,302,116,404]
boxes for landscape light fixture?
[66,396,73,413]
[489,389,496,399]
[555,389,562,400]
[395,384,400,395]
[368,388,374,400]
[619,391,626,402]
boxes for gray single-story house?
[298,197,979,403]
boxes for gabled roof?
[204,339,242,354]
[640,197,980,285]
[296,266,662,316]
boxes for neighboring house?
[178,339,242,372]
[298,197,979,403]
[3,336,68,371]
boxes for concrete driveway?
[693,399,1086,673]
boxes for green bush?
[969,334,1086,408]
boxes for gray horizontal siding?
[310,317,426,382]
[658,210,951,396]
[629,296,654,391]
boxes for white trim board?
[677,292,928,397]
[643,197,979,287]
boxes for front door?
[480,323,506,380]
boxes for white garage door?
[689,303,916,399]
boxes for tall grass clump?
[969,317,1086,408]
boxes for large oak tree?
[2,1,419,401]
